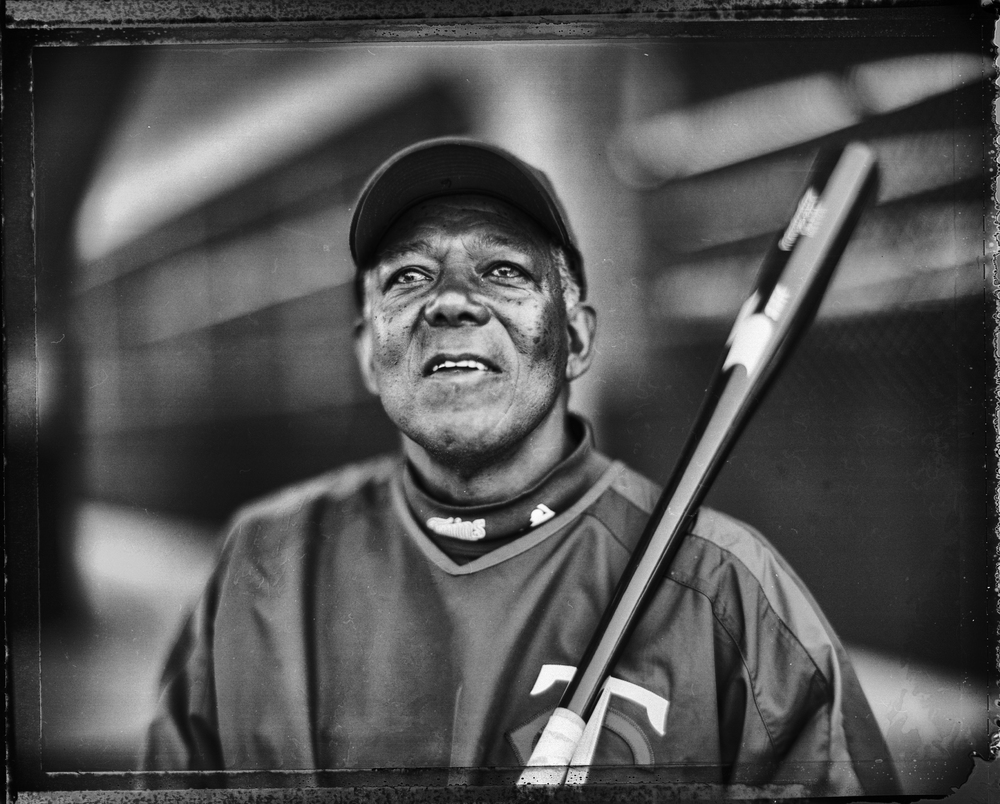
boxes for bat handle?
[515,707,585,785]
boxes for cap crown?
[350,138,584,302]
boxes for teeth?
[432,359,489,373]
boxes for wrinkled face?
[355,195,591,468]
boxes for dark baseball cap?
[349,137,585,302]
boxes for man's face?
[355,194,593,470]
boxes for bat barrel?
[518,143,878,784]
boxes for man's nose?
[422,274,490,327]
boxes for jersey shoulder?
[605,460,661,513]
[591,461,770,562]
[220,455,400,565]
[233,454,399,523]
[596,458,830,653]
[680,507,843,674]
[682,506,802,604]
[582,460,662,554]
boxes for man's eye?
[487,263,528,281]
[386,268,430,288]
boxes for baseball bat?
[518,142,878,785]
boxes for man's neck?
[403,406,575,506]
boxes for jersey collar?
[401,415,610,563]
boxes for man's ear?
[353,317,380,395]
[565,303,597,382]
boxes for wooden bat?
[518,142,879,785]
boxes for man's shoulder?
[689,507,775,565]
[596,458,800,605]
[225,454,400,540]
[602,460,662,516]
[683,506,800,596]
[212,455,402,587]
[679,506,836,658]
[594,461,771,563]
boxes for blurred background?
[31,28,993,794]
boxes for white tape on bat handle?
[516,707,585,785]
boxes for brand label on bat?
[779,188,826,251]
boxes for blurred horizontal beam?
[73,80,467,296]
[78,334,369,435]
[648,197,989,321]
[78,397,399,522]
[611,53,991,185]
[75,282,367,435]
[74,47,444,263]
[95,206,355,346]
[641,127,987,255]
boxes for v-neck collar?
[400,416,609,562]
[390,458,624,576]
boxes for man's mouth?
[424,355,500,376]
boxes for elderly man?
[145,138,896,794]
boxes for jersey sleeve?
[142,540,229,771]
[690,511,899,796]
[141,459,397,772]
[715,612,897,795]
[762,643,898,796]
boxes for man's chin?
[401,413,519,470]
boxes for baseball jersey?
[144,446,897,795]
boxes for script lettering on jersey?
[426,516,486,541]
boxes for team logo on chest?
[529,664,669,737]
[508,663,670,776]
[507,663,670,779]
[426,516,486,541]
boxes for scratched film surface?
[31,33,992,794]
